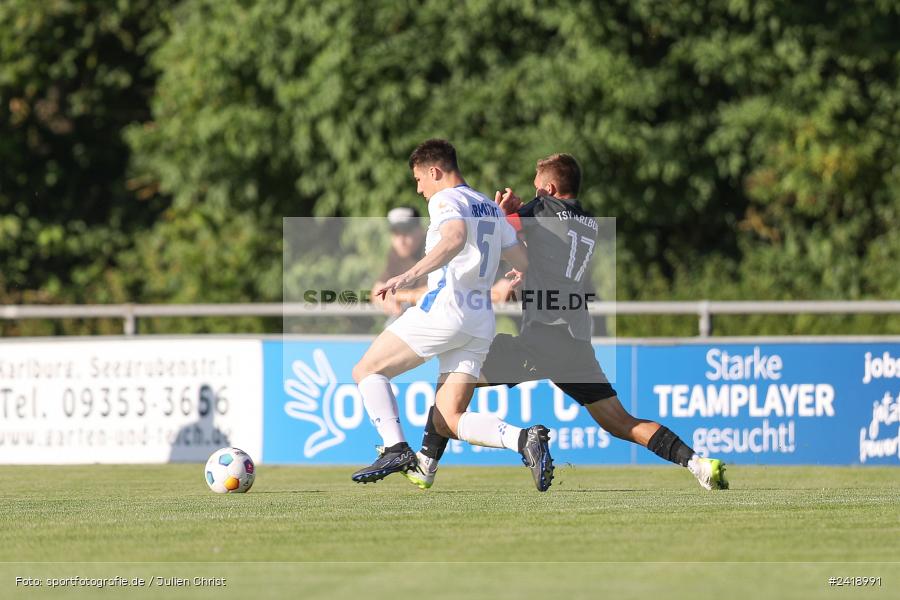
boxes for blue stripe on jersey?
[419,266,447,313]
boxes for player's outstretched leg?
[686,456,729,490]
[403,450,439,490]
[408,407,555,492]
[454,411,555,492]
[585,395,729,490]
[403,406,445,489]
[423,373,554,492]
[516,424,554,492]
[351,443,419,484]
[350,330,425,484]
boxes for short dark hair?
[536,153,581,197]
[408,139,459,172]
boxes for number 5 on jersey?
[477,220,496,278]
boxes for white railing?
[4,301,900,336]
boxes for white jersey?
[414,184,518,340]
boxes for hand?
[372,282,405,315]
[505,268,524,289]
[495,187,522,215]
[376,271,414,299]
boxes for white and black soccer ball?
[205,447,255,494]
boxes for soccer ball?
[205,447,255,494]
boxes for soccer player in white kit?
[350,139,555,491]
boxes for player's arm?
[490,277,515,303]
[371,280,386,304]
[500,242,528,274]
[495,187,523,214]
[372,280,428,304]
[496,199,529,288]
[497,188,541,248]
[376,220,466,297]
[371,280,403,315]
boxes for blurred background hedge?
[2,0,898,335]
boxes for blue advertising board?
[634,343,900,466]
[262,339,900,466]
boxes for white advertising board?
[0,339,263,464]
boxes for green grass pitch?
[3,464,898,599]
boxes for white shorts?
[387,307,491,378]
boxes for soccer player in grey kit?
[406,153,730,491]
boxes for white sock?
[457,412,521,451]
[358,373,405,447]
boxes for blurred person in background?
[371,207,428,320]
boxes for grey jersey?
[516,194,598,341]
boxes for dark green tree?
[0,0,177,333]
[126,0,899,334]
[3,0,898,335]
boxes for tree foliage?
[2,0,899,335]
[0,0,176,332]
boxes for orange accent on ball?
[224,477,240,491]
